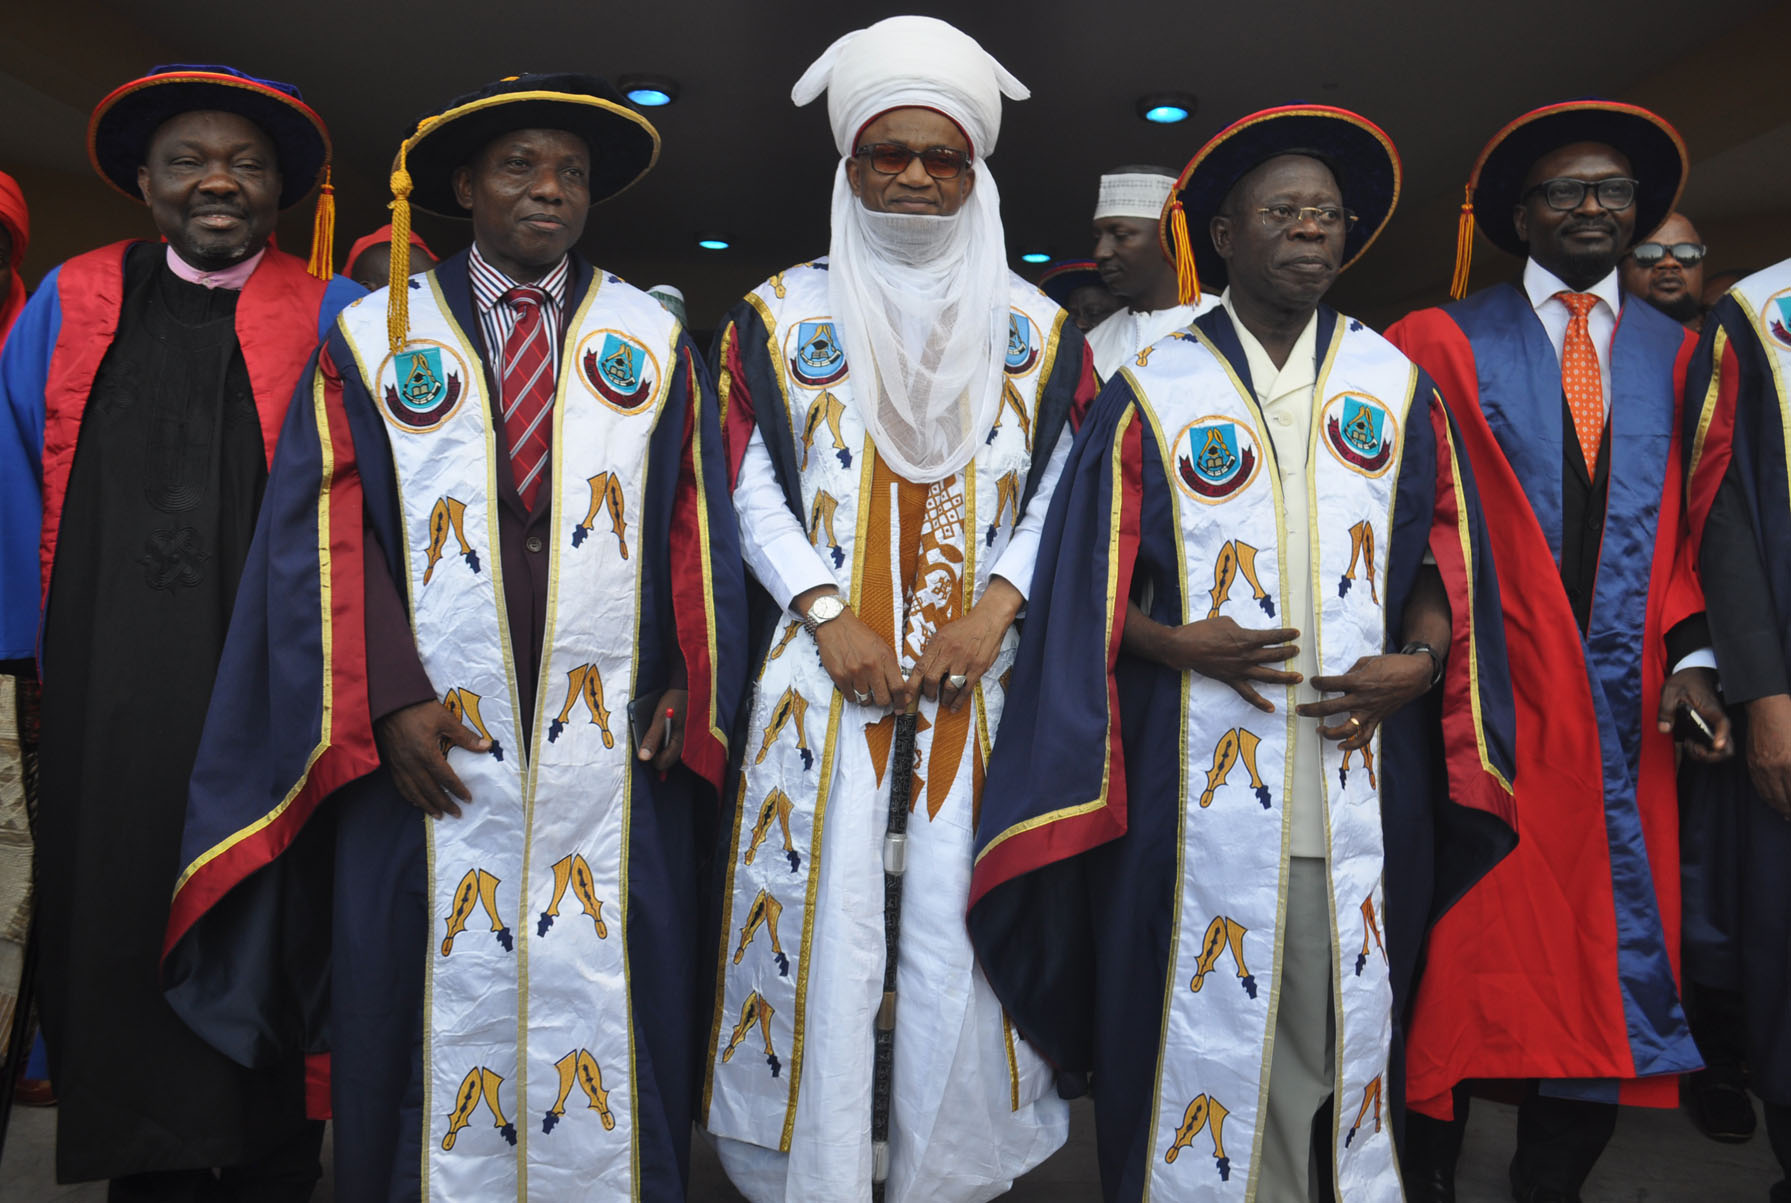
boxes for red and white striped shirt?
[467,243,571,382]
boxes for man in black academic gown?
[0,65,359,1198]
[1684,256,1791,1200]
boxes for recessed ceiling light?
[1020,252,1052,264]
[620,75,679,107]
[697,237,731,251]
[1136,93,1196,125]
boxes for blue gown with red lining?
[1386,283,1703,1116]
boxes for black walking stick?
[871,708,918,1203]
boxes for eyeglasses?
[1253,204,1358,232]
[853,142,971,180]
[1628,241,1707,267]
[1524,177,1638,212]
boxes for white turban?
[1094,172,1177,221]
[793,15,1029,157]
[792,16,1029,482]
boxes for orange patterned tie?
[1555,291,1604,470]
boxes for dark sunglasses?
[1628,241,1707,267]
[1524,176,1638,212]
[853,142,971,180]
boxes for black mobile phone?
[1673,701,1716,748]
[627,691,668,753]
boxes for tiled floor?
[2,1091,1779,1200]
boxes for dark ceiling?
[4,2,1787,331]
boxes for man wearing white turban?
[701,15,1096,1202]
[1086,165,1217,379]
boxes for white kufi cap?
[1094,172,1177,221]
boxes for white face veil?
[791,15,1029,482]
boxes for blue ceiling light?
[697,237,731,251]
[1020,252,1052,264]
[620,75,679,108]
[1136,93,1197,125]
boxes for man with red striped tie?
[163,74,746,1199]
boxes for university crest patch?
[1005,311,1040,374]
[381,342,466,431]
[788,319,848,387]
[1321,392,1397,477]
[1174,416,1260,504]
[579,330,658,411]
[1761,287,1791,352]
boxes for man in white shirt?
[701,16,1096,1202]
[1388,100,1732,1203]
[1086,165,1215,378]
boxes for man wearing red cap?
[1388,101,1731,1203]
[0,65,359,1197]
[342,221,438,292]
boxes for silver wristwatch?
[802,594,847,636]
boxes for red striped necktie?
[501,285,554,509]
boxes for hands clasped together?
[1150,615,1432,752]
[806,578,1022,716]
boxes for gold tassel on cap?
[305,165,335,282]
[387,150,416,354]
[1169,199,1201,306]
[1449,183,1475,301]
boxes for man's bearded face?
[1513,141,1637,289]
[138,110,282,272]
[1619,212,1704,325]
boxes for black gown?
[33,244,307,1182]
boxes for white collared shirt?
[1219,289,1329,860]
[1523,258,1622,419]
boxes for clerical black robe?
[0,241,358,1181]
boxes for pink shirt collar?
[164,244,265,291]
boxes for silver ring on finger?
[947,673,969,690]
[853,689,873,704]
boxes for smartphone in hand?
[627,691,665,755]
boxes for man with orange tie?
[1387,101,1733,1203]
